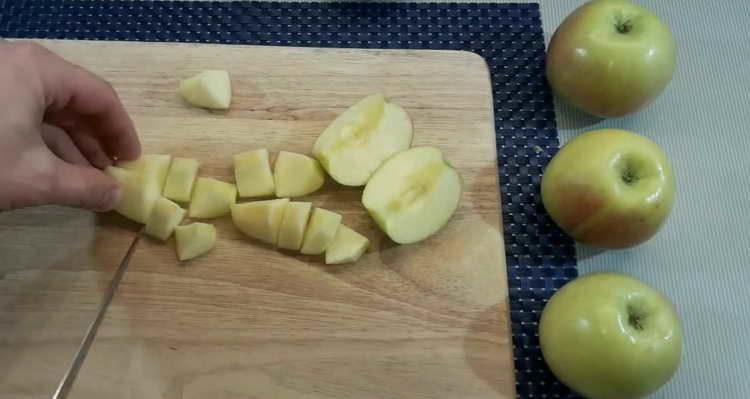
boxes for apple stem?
[616,20,633,34]
[627,305,645,331]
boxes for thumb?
[48,160,121,211]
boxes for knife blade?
[52,230,142,399]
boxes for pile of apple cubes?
[107,71,462,264]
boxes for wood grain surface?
[0,40,513,398]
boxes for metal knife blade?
[52,230,142,399]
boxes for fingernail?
[97,186,121,212]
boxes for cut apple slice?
[178,70,232,110]
[188,177,237,218]
[277,201,312,251]
[325,225,369,265]
[174,222,217,261]
[163,157,200,203]
[144,197,186,241]
[274,151,325,198]
[119,154,172,192]
[231,198,289,245]
[313,93,413,186]
[300,208,342,255]
[106,166,161,224]
[234,149,275,198]
[362,147,462,244]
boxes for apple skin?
[546,0,676,117]
[541,129,674,249]
[539,273,683,399]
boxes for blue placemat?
[0,1,578,397]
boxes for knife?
[51,230,142,399]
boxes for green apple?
[313,93,413,186]
[188,177,237,219]
[274,151,325,197]
[539,272,683,399]
[300,208,342,255]
[362,147,462,244]
[546,0,676,117]
[325,225,369,265]
[178,70,232,110]
[144,197,186,241]
[174,223,217,261]
[277,201,312,251]
[231,198,289,245]
[541,128,674,249]
[234,149,275,198]
[106,166,161,224]
[163,157,200,203]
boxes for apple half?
[300,208,342,255]
[276,201,312,251]
[231,198,289,245]
[234,149,275,198]
[188,177,237,219]
[144,197,187,241]
[362,147,462,244]
[274,151,325,198]
[325,225,369,265]
[174,222,217,261]
[163,157,200,203]
[178,70,232,110]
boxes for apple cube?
[119,154,172,192]
[178,70,232,110]
[274,151,325,198]
[143,197,186,241]
[325,225,369,265]
[163,157,200,203]
[362,147,462,244]
[276,201,312,251]
[230,198,289,245]
[188,177,237,219]
[106,166,160,224]
[313,93,413,186]
[234,149,275,198]
[300,208,342,255]
[174,222,217,261]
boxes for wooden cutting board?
[0,39,513,399]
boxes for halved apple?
[362,147,462,244]
[300,208,342,255]
[144,197,186,241]
[178,70,232,110]
[231,198,289,245]
[274,151,325,197]
[188,177,237,218]
[174,222,217,261]
[313,93,413,186]
[325,225,369,265]
[163,157,200,203]
[119,154,172,192]
[234,149,275,198]
[277,201,312,251]
[106,166,161,224]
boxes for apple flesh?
[163,157,200,203]
[174,223,217,261]
[106,166,161,224]
[188,177,237,219]
[234,149,275,198]
[178,70,232,110]
[276,201,312,251]
[362,147,462,244]
[546,0,676,117]
[119,154,172,190]
[231,198,289,245]
[313,93,413,186]
[539,272,683,399]
[325,225,369,264]
[274,151,325,198]
[144,197,186,241]
[541,128,675,249]
[300,208,342,255]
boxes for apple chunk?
[174,223,217,261]
[300,208,342,255]
[274,151,325,198]
[277,201,312,251]
[188,177,237,219]
[119,154,172,192]
[362,147,462,244]
[106,166,161,224]
[144,197,186,241]
[313,93,413,186]
[325,225,369,265]
[163,157,200,203]
[234,149,275,198]
[231,198,289,245]
[178,70,232,110]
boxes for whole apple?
[539,273,683,399]
[546,0,676,117]
[541,128,674,249]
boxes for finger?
[40,124,90,166]
[47,158,121,212]
[68,128,114,169]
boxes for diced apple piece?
[119,154,172,192]
[362,147,462,244]
[234,149,275,198]
[106,166,160,224]
[174,223,217,261]
[231,198,289,245]
[163,157,200,202]
[274,151,325,198]
[144,197,186,241]
[300,208,342,255]
[277,201,312,251]
[313,94,413,186]
[325,225,369,265]
[188,177,237,218]
[178,70,232,110]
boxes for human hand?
[0,41,140,211]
